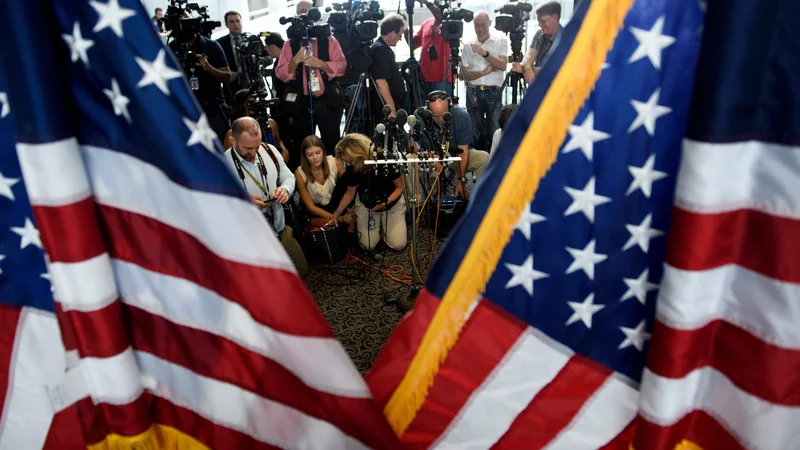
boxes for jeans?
[468,87,501,151]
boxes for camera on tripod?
[327,0,384,43]
[436,0,473,42]
[163,0,221,39]
[280,7,331,41]
[495,0,532,34]
[494,0,531,64]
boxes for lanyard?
[241,163,269,195]
[234,150,270,197]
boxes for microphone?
[395,109,408,129]
[407,115,417,127]
[422,109,433,121]
[443,111,452,125]
[374,123,385,146]
[382,104,392,119]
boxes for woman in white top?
[295,135,354,228]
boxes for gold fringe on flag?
[674,439,704,450]
[87,424,209,450]
[382,0,637,437]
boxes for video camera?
[163,0,221,39]
[436,0,473,42]
[494,0,532,62]
[327,0,384,43]
[495,0,532,34]
[280,7,331,42]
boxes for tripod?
[441,42,463,105]
[343,72,381,135]
[402,0,428,111]
[488,31,527,118]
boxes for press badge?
[286,92,298,103]
[189,68,199,90]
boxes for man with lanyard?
[223,117,308,277]
[511,1,563,84]
[169,18,233,144]
[461,11,508,151]
[411,0,453,96]
[414,90,489,200]
[275,2,347,171]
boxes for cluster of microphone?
[372,105,418,163]
[368,104,460,177]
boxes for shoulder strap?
[318,37,330,83]
[230,150,245,181]
[261,143,281,185]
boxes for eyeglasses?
[429,94,449,102]
[537,15,553,26]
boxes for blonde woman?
[295,135,354,228]
[328,133,406,252]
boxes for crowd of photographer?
[157,0,564,275]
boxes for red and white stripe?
[16,139,398,449]
[367,290,638,449]
[633,139,800,450]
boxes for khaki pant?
[279,226,308,278]
[355,197,407,252]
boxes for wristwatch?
[458,176,467,183]
[482,51,490,58]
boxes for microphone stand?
[366,109,461,311]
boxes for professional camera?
[327,0,384,42]
[494,0,532,64]
[495,0,532,34]
[235,33,274,91]
[437,0,473,42]
[280,7,331,42]
[163,0,221,39]
[326,0,385,86]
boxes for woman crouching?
[295,135,355,229]
[328,133,407,252]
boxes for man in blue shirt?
[414,91,489,199]
[511,1,563,84]
[223,118,308,277]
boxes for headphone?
[426,89,452,108]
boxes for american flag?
[632,0,800,448]
[0,0,397,448]
[367,0,707,447]
[0,65,85,450]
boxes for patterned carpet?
[304,226,446,374]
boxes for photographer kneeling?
[415,90,489,199]
[328,134,407,253]
[223,117,308,277]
